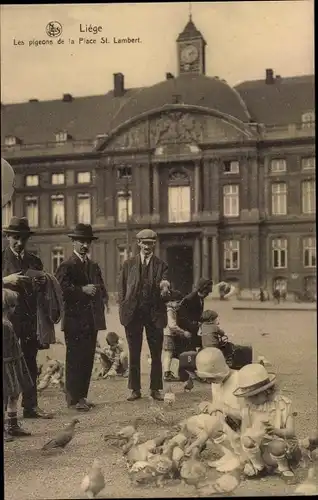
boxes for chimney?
[113,73,125,97]
[265,68,275,84]
[62,93,73,102]
[29,99,39,103]
[166,72,174,80]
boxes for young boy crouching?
[96,332,129,379]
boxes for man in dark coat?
[55,224,108,412]
[118,229,170,401]
[2,217,53,421]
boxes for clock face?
[181,44,199,64]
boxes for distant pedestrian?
[118,228,170,401]
[55,223,108,412]
[273,288,281,304]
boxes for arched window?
[168,168,191,223]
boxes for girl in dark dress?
[3,289,32,442]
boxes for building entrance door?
[166,245,193,295]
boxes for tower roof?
[177,16,206,43]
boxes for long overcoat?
[118,254,169,329]
[55,253,107,334]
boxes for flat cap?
[136,229,157,241]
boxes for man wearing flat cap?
[118,228,170,401]
[55,223,109,412]
[2,217,53,422]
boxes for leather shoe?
[8,424,31,437]
[150,390,164,401]
[23,407,54,419]
[83,399,95,408]
[127,391,141,401]
[75,399,90,412]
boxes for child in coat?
[234,363,301,479]
[96,331,128,378]
[163,289,192,382]
[200,310,235,367]
[3,289,32,442]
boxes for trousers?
[125,311,163,392]
[20,338,38,410]
[64,328,98,405]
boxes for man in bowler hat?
[118,229,170,401]
[2,217,53,421]
[55,223,108,412]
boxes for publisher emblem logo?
[46,21,62,38]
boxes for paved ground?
[4,302,317,499]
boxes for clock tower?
[177,15,206,76]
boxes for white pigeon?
[81,459,106,499]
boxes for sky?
[0,1,314,104]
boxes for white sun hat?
[233,363,276,398]
[195,347,230,380]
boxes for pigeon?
[184,376,194,392]
[257,356,271,367]
[81,459,106,499]
[37,373,52,391]
[42,418,79,451]
[260,332,270,337]
[164,384,175,406]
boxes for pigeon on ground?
[164,385,176,406]
[42,418,79,451]
[81,459,106,499]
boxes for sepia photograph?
[1,1,316,498]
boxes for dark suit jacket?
[55,253,107,334]
[177,290,204,347]
[118,254,169,328]
[2,246,43,343]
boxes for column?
[193,237,201,286]
[211,235,220,283]
[154,238,160,258]
[194,161,200,215]
[152,163,160,221]
[202,234,209,278]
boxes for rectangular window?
[117,166,132,180]
[77,193,91,224]
[224,160,240,174]
[51,194,65,227]
[271,182,287,215]
[4,136,17,146]
[51,173,65,185]
[2,200,13,227]
[303,237,316,268]
[55,131,67,143]
[270,159,286,173]
[25,196,39,227]
[51,247,64,274]
[168,185,191,223]
[302,181,316,214]
[272,238,287,269]
[25,174,39,187]
[117,190,132,223]
[77,171,91,184]
[223,240,240,270]
[223,184,239,217]
[301,157,315,170]
[301,112,315,129]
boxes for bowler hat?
[67,223,98,241]
[136,228,157,241]
[3,217,34,236]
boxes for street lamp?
[122,177,131,261]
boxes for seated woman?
[233,363,302,479]
[186,347,245,472]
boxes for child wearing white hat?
[234,363,301,479]
[194,347,245,472]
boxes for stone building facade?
[2,17,316,298]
